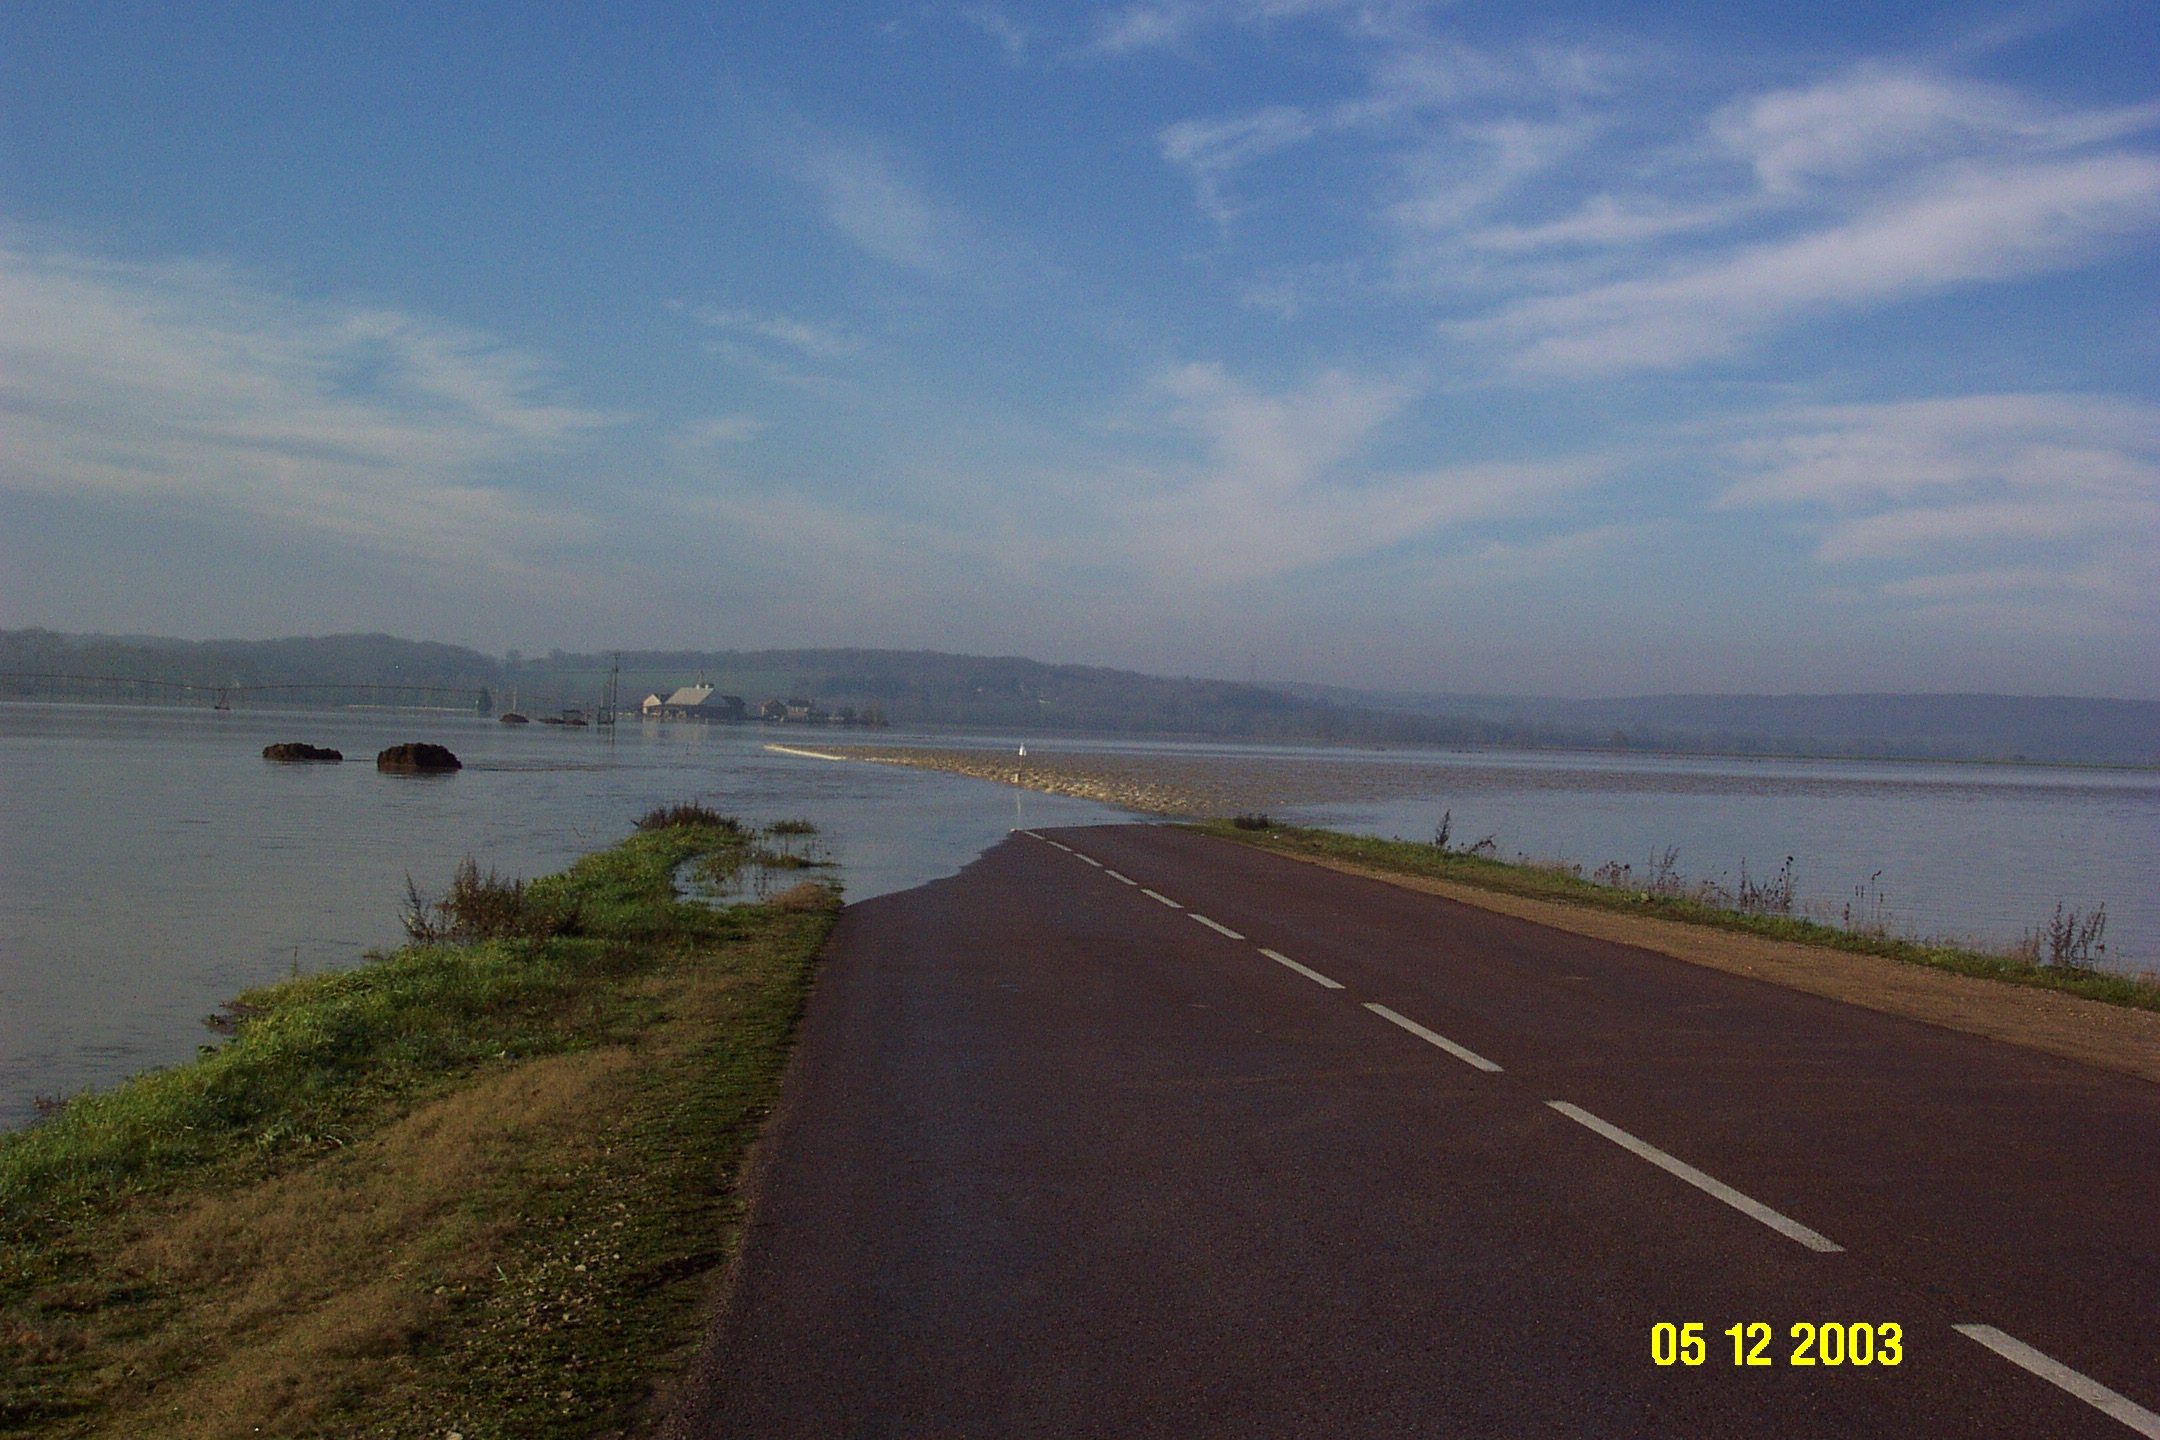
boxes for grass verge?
[1191,820,2159,1014]
[1,813,840,1438]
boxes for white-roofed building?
[644,685,747,722]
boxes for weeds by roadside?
[2018,902,2109,971]
[1195,819,2157,1014]
[1430,810,1497,857]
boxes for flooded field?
[4,705,2151,1128]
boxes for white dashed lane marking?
[1364,1003,1504,1073]
[1076,854,1103,867]
[1260,948,1343,989]
[1103,869,1137,885]
[1190,914,1245,940]
[1046,840,1073,852]
[1142,889,1183,909]
[1545,1101,1842,1253]
[1954,1326,2160,1437]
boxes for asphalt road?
[664,824,2160,1438]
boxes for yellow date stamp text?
[1651,1321,1904,1368]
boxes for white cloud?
[1095,0,1422,55]
[1136,26,2160,376]
[1161,107,1319,220]
[1718,393,2160,627]
[0,244,616,564]
[795,141,964,277]
[1465,194,1734,253]
[1713,67,2160,195]
[678,414,767,447]
[683,305,861,359]
[1119,362,1597,580]
[1386,116,1596,240]
[1473,151,2160,374]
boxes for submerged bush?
[634,801,742,832]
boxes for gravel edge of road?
[1245,842,2160,1087]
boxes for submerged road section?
[665,824,2159,1438]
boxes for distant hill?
[0,629,502,693]
[4,629,2152,764]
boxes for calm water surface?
[0,705,1127,1127]
[1269,748,2153,967]
[936,733,2153,972]
[3,705,2153,1128]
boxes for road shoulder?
[1258,846,2160,1087]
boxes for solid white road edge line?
[1142,889,1183,908]
[1259,948,1344,989]
[1364,1004,1504,1072]
[1103,869,1138,885]
[1545,1101,1843,1253]
[1190,914,1245,940]
[1954,1326,2160,1437]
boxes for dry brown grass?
[771,881,833,913]
[4,824,836,1439]
[75,1045,638,1436]
[59,951,764,1437]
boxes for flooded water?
[858,733,2152,976]
[1267,748,2153,967]
[0,704,1126,1127]
[2,704,2153,1128]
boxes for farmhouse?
[643,685,747,722]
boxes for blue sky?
[3,1,2156,697]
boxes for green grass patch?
[1192,819,2159,1014]
[0,812,840,1437]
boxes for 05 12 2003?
[1651,1322,1904,1367]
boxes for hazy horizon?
[4,4,2155,699]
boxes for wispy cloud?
[794,139,966,277]
[0,243,616,563]
[1475,152,2160,373]
[1719,393,2160,627]
[679,304,862,359]
[1118,362,1597,580]
[1095,0,1406,56]
[1161,107,1319,221]
[677,414,767,447]
[1712,66,2160,195]
[1131,9,2160,378]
